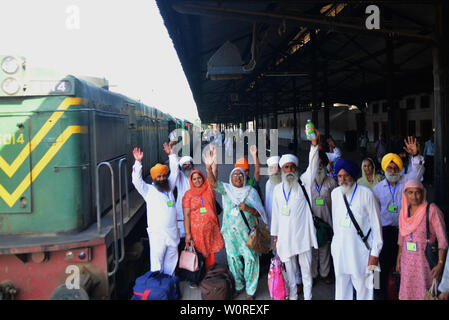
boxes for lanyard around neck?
[388,183,397,203]
[282,183,292,205]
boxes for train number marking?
[0,133,25,145]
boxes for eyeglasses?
[232,173,244,178]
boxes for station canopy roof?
[156,0,439,123]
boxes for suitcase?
[131,270,180,300]
[199,264,235,300]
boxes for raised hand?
[250,145,258,158]
[304,128,320,146]
[163,142,172,155]
[133,147,144,162]
[203,144,216,166]
[403,136,418,156]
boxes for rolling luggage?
[199,264,235,300]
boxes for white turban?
[266,156,280,167]
[279,154,298,168]
[179,156,193,166]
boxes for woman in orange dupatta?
[396,180,448,299]
[182,170,224,275]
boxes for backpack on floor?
[268,256,288,300]
[131,270,180,300]
[199,264,235,300]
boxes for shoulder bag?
[239,210,271,254]
[425,202,439,270]
[299,180,333,248]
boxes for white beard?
[282,171,299,192]
[385,172,401,183]
[269,173,282,185]
[339,181,354,194]
[315,168,327,185]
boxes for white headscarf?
[222,167,268,224]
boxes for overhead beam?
[172,2,435,41]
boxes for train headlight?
[1,56,19,74]
[1,77,21,95]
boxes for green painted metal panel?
[0,115,32,214]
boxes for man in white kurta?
[271,141,319,300]
[331,159,383,300]
[264,156,281,229]
[166,149,194,240]
[132,147,180,275]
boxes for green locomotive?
[0,55,192,299]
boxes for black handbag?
[425,203,439,270]
[299,180,333,248]
[177,249,205,284]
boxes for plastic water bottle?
[305,120,316,141]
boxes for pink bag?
[268,256,288,300]
[178,241,199,272]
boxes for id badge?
[281,207,290,216]
[199,207,207,213]
[315,199,324,206]
[406,241,417,252]
[340,217,351,228]
[388,205,398,213]
[167,200,174,207]
[231,206,239,216]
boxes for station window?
[382,102,388,113]
[420,95,430,108]
[372,103,379,114]
[406,97,415,110]
[408,120,416,136]
[373,122,379,140]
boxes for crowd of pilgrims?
[131,128,449,300]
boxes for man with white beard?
[271,134,319,300]
[331,159,383,300]
[264,155,281,229]
[310,151,337,284]
[372,136,424,300]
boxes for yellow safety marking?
[0,125,87,208]
[0,97,87,178]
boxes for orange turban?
[150,163,169,179]
[235,158,249,171]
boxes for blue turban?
[334,159,360,179]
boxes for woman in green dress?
[204,145,267,300]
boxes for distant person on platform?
[331,159,383,300]
[132,147,179,275]
[423,134,435,186]
[326,136,342,180]
[359,131,368,159]
[372,136,425,300]
[271,129,320,300]
[374,134,387,166]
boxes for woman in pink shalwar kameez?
[396,180,448,300]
